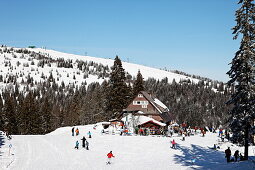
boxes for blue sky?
[1,0,239,82]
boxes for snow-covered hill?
[1,124,255,170]
[0,46,200,92]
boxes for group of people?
[75,136,89,150]
[225,147,244,162]
[72,127,92,150]
[71,127,115,164]
[72,127,80,136]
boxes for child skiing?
[106,151,115,164]
[88,131,92,138]
[171,139,176,149]
[75,140,79,149]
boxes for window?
[133,101,141,105]
[142,105,147,108]
[138,94,143,98]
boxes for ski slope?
[30,47,200,83]
[1,125,255,170]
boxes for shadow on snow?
[0,132,5,157]
[172,144,254,170]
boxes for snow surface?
[1,125,255,170]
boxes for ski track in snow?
[1,125,255,170]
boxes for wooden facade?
[125,91,173,123]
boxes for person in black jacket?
[234,150,239,162]
[81,136,86,148]
[225,147,231,163]
[72,127,74,136]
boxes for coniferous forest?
[0,54,232,135]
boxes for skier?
[75,140,79,149]
[225,147,231,163]
[106,151,115,164]
[234,150,239,162]
[85,140,89,150]
[171,139,176,149]
[72,127,75,136]
[75,128,79,136]
[81,136,86,148]
[88,131,92,138]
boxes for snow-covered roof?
[122,115,166,127]
[140,91,170,114]
[137,116,166,126]
[154,98,169,111]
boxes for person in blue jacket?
[88,131,92,138]
[75,140,79,149]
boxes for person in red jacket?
[107,151,115,164]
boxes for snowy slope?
[30,48,199,83]
[0,46,200,92]
[1,125,255,170]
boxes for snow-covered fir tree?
[106,56,131,117]
[227,0,255,160]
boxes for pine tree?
[227,0,255,160]
[40,95,53,133]
[21,92,42,134]
[3,93,19,134]
[106,56,130,118]
[133,70,144,97]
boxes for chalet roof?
[140,91,169,113]
[140,91,173,123]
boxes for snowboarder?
[225,147,231,163]
[72,127,75,136]
[75,140,79,149]
[234,150,239,162]
[81,136,86,148]
[75,128,79,136]
[85,140,89,150]
[88,131,92,138]
[106,151,115,164]
[171,139,176,149]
